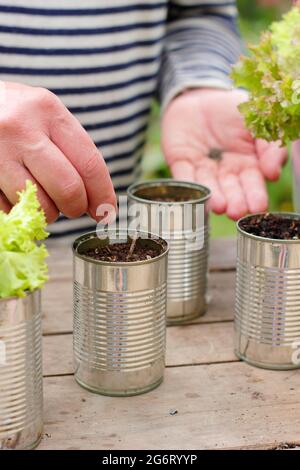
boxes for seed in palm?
[208,148,223,161]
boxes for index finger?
[49,101,116,220]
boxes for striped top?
[0,0,241,236]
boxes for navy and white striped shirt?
[0,0,241,236]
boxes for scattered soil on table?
[251,391,265,401]
[84,241,161,262]
[239,214,300,240]
[0,432,20,450]
[272,442,300,450]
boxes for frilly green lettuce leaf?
[0,181,49,298]
[271,7,300,79]
[231,5,300,145]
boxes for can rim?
[237,212,300,244]
[73,230,169,266]
[0,289,39,303]
[127,179,211,205]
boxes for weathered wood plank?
[42,322,236,376]
[193,270,235,325]
[42,280,73,335]
[46,241,73,281]
[45,237,236,280]
[39,362,300,450]
[210,238,236,271]
[166,321,236,366]
[43,334,73,377]
[41,271,235,335]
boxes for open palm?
[162,89,287,220]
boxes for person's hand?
[0,81,116,222]
[162,88,288,220]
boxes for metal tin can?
[235,213,300,370]
[127,180,211,325]
[0,290,43,450]
[73,230,168,396]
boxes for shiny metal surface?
[127,180,210,325]
[235,213,300,370]
[0,290,43,450]
[73,231,168,396]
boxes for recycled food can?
[73,230,169,396]
[235,213,300,370]
[127,180,211,325]
[0,290,43,450]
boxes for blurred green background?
[142,0,294,238]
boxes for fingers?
[0,191,12,213]
[169,155,227,214]
[220,152,257,175]
[218,168,268,220]
[0,160,59,223]
[169,153,228,215]
[256,139,288,181]
[170,160,195,181]
[49,106,116,220]
[240,167,268,214]
[195,164,226,214]
[23,138,88,219]
[170,159,267,220]
[0,85,113,222]
[219,173,248,220]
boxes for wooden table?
[39,238,300,450]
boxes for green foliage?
[0,181,49,298]
[232,5,300,145]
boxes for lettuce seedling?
[0,181,49,298]
[231,4,300,145]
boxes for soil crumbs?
[84,241,161,262]
[239,214,300,240]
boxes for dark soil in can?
[239,213,300,240]
[83,240,162,262]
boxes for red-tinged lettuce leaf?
[231,6,300,145]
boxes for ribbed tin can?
[235,213,300,370]
[127,180,211,325]
[73,230,168,396]
[0,290,43,450]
